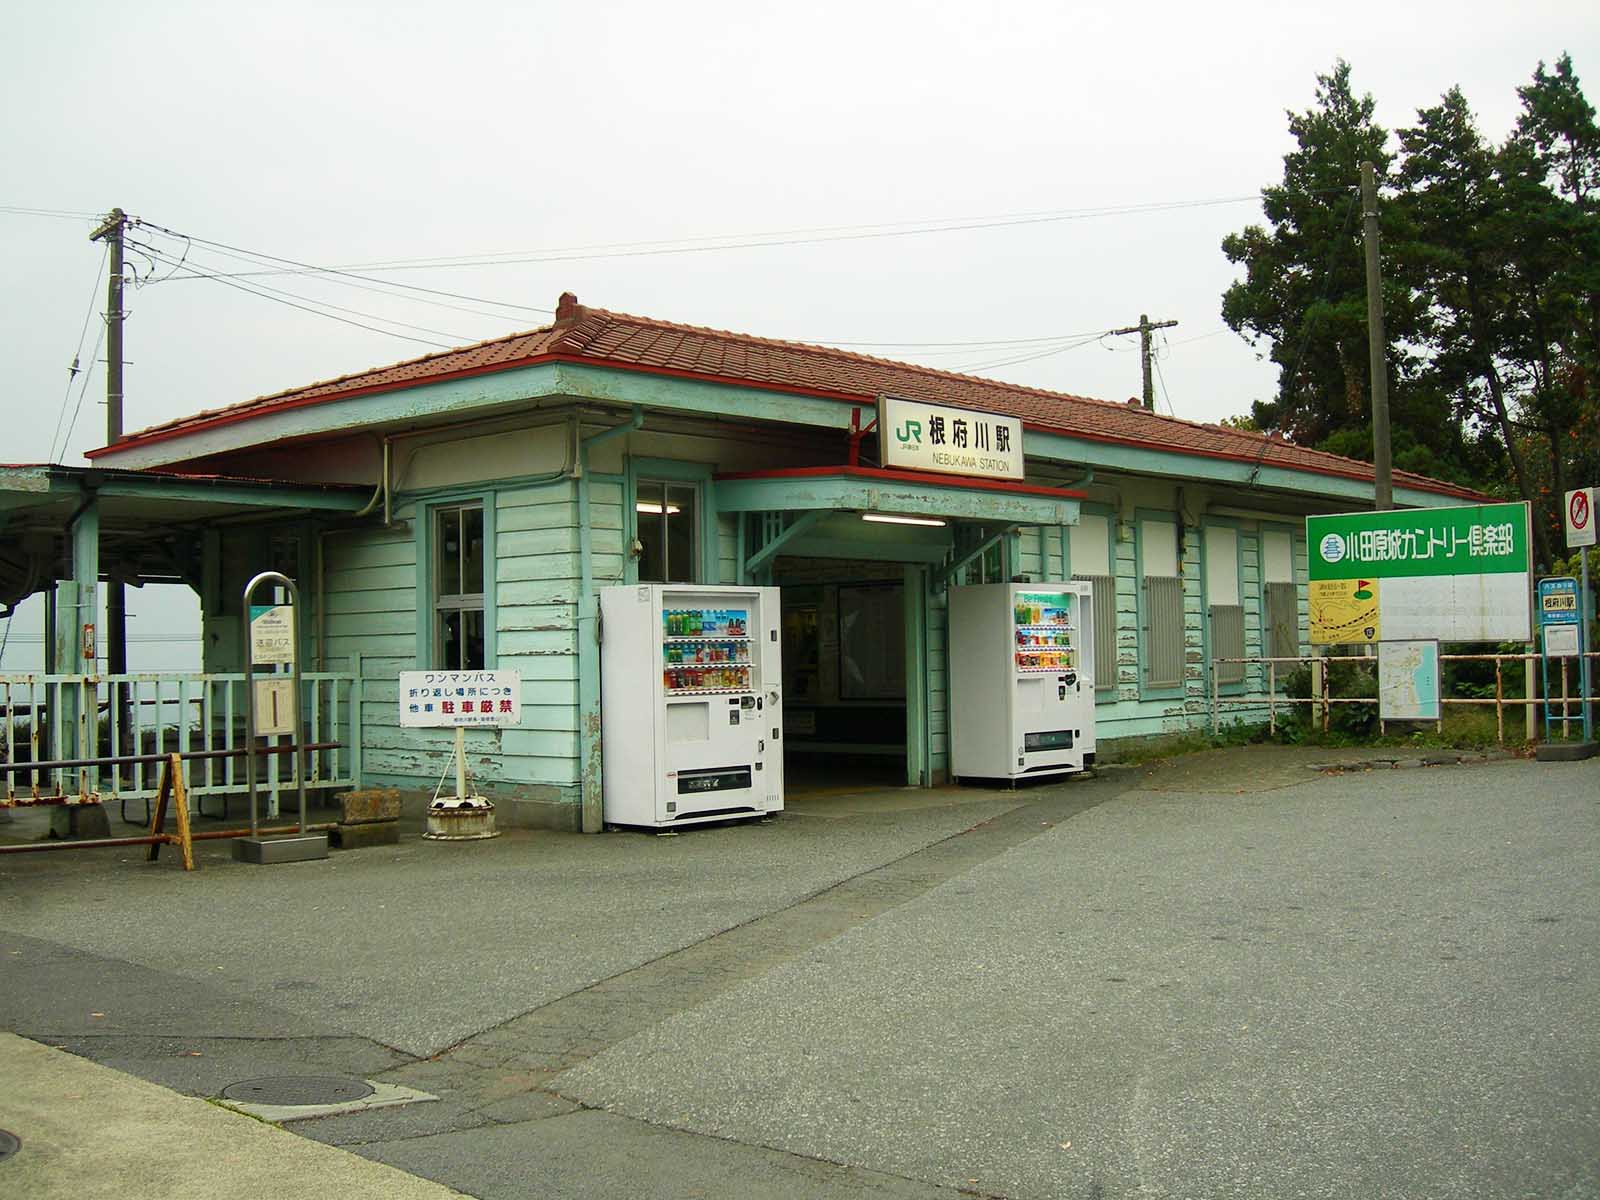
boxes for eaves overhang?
[714,465,1083,527]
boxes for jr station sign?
[878,395,1024,481]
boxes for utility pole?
[1110,314,1178,411]
[90,209,128,739]
[1361,164,1393,511]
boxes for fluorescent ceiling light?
[861,513,947,527]
[635,503,682,514]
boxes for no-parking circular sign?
[1567,487,1596,548]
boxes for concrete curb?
[0,1034,465,1199]
[1306,749,1517,773]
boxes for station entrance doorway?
[773,558,916,796]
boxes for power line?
[128,240,456,349]
[135,220,554,316]
[0,204,99,221]
[955,331,1113,373]
[147,193,1275,282]
[133,224,547,326]
[804,327,1122,350]
[48,244,109,462]
[55,316,107,462]
[129,239,480,343]
[1153,347,1173,416]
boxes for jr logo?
[895,419,922,445]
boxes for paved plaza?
[3,747,1596,1198]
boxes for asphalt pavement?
[2,748,1596,1199]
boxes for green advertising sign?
[1307,503,1530,581]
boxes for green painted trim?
[395,470,572,506]
[1133,507,1185,703]
[746,512,827,577]
[555,363,854,435]
[0,465,370,512]
[413,493,497,670]
[904,564,928,787]
[1022,430,1473,509]
[716,474,1078,527]
[625,456,718,584]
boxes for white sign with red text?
[399,670,521,728]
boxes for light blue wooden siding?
[322,522,425,783]
[1018,528,1043,579]
[325,483,587,794]
[1017,526,1065,582]
[494,481,583,788]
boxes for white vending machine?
[600,584,784,828]
[949,582,1096,782]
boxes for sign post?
[235,571,328,864]
[399,670,522,839]
[1562,487,1595,747]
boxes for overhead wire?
[128,239,456,349]
[1153,344,1174,416]
[55,314,107,462]
[47,243,109,463]
[129,238,479,343]
[157,194,1270,280]
[955,331,1114,374]
[134,220,554,316]
[332,196,1266,272]
[132,224,547,326]
[0,204,99,221]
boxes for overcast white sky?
[2,1,1596,665]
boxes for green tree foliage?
[1221,62,1391,449]
[1223,55,1600,570]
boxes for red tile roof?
[89,293,1482,500]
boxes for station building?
[70,292,1480,830]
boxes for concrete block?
[49,805,112,839]
[232,833,330,864]
[337,788,401,825]
[330,821,401,850]
[1534,741,1597,762]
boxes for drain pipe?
[576,408,644,833]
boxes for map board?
[1307,503,1532,644]
[1378,641,1441,721]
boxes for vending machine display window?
[660,604,754,694]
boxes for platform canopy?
[713,465,1083,575]
[0,464,372,613]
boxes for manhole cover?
[220,1075,374,1107]
[0,1130,19,1163]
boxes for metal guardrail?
[1208,652,1599,743]
[0,671,360,818]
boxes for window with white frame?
[636,480,698,583]
[435,503,485,669]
